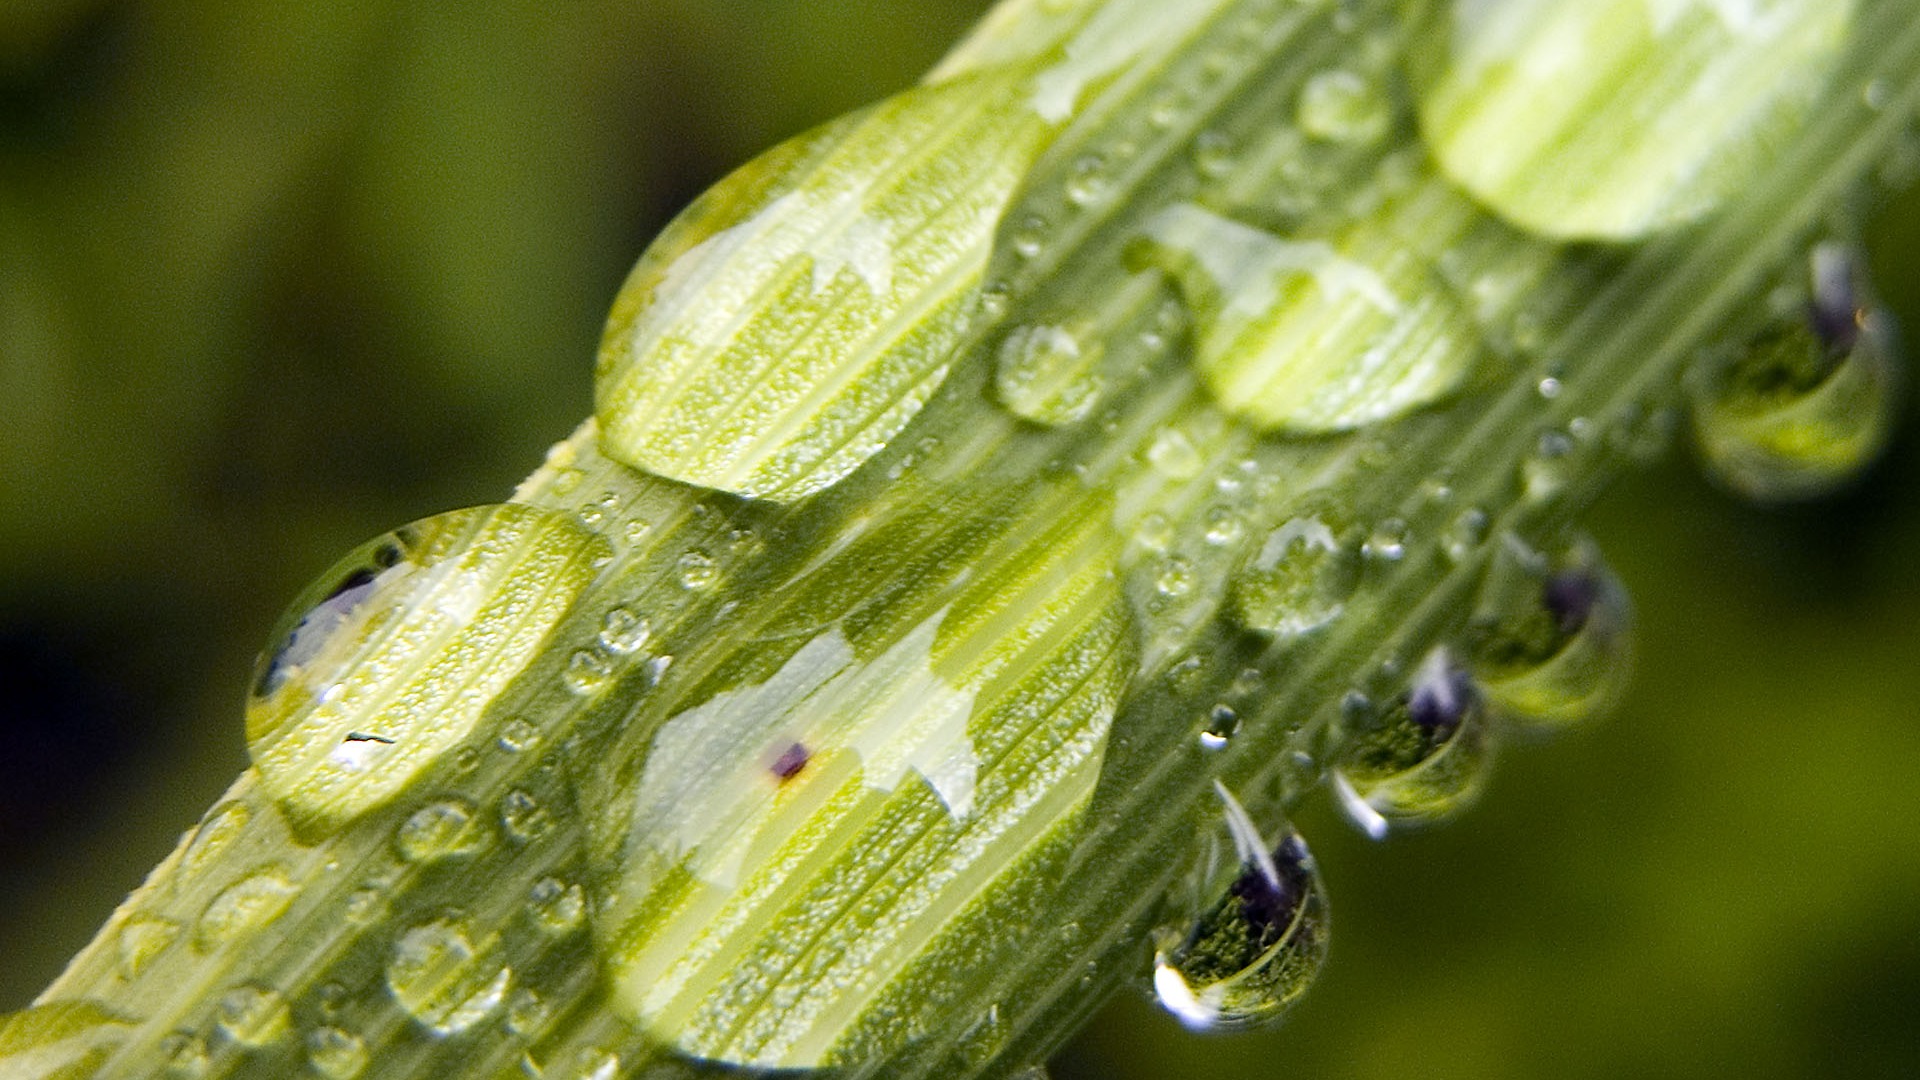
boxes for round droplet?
[505,989,550,1039]
[0,1002,132,1080]
[1234,516,1356,640]
[215,984,290,1047]
[162,1033,211,1078]
[563,649,616,696]
[598,607,653,655]
[677,551,719,591]
[500,789,553,844]
[1147,428,1204,479]
[1152,783,1330,1030]
[196,867,298,951]
[306,1026,369,1079]
[1296,68,1391,144]
[179,801,250,880]
[566,1048,621,1080]
[498,718,541,753]
[1467,536,1635,729]
[529,878,587,935]
[1200,704,1240,751]
[1692,243,1904,502]
[395,799,488,863]
[995,322,1107,426]
[247,505,608,837]
[386,918,513,1037]
[1332,648,1494,837]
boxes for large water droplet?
[1331,648,1493,838]
[0,1001,132,1080]
[386,918,513,1036]
[1467,535,1634,730]
[247,505,607,837]
[1692,242,1904,502]
[1233,516,1357,640]
[196,867,299,951]
[1152,783,1330,1031]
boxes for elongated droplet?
[1139,196,1481,434]
[1692,242,1903,502]
[1468,535,1635,729]
[1416,0,1856,239]
[247,504,606,838]
[0,1001,132,1080]
[1152,783,1330,1031]
[1332,648,1494,837]
[595,69,1054,501]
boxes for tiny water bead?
[1331,648,1493,838]
[1691,242,1904,502]
[1467,535,1635,730]
[1414,0,1857,239]
[246,504,607,838]
[0,1001,132,1080]
[1151,783,1330,1031]
[386,918,513,1037]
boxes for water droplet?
[504,988,549,1039]
[1200,705,1240,750]
[1363,519,1409,562]
[500,790,553,844]
[1011,214,1049,259]
[1148,428,1204,479]
[598,608,652,655]
[1520,429,1578,504]
[116,916,180,979]
[1193,129,1236,178]
[563,649,615,696]
[196,867,298,951]
[1203,507,1244,547]
[995,322,1106,426]
[247,505,608,836]
[345,885,388,925]
[1332,648,1493,837]
[498,718,541,753]
[386,918,512,1036]
[1065,153,1111,205]
[1692,242,1903,502]
[1152,783,1330,1030]
[1233,516,1355,640]
[180,801,250,880]
[1443,507,1492,562]
[395,800,487,863]
[677,551,718,591]
[1155,556,1197,598]
[529,878,587,935]
[162,1033,211,1077]
[306,1026,369,1079]
[1467,536,1635,730]
[215,984,290,1047]
[566,1047,621,1080]
[1135,512,1175,555]
[1296,68,1390,144]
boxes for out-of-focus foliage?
[1,3,1916,1078]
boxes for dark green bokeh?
[2,4,1916,1077]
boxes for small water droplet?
[196,867,298,951]
[395,800,487,863]
[499,790,553,844]
[162,1033,211,1077]
[1467,536,1635,729]
[598,608,652,655]
[117,916,181,979]
[1200,704,1240,750]
[1443,507,1491,563]
[1147,428,1204,479]
[1692,242,1903,502]
[995,322,1106,425]
[498,717,540,753]
[1135,512,1175,555]
[563,649,616,696]
[1193,130,1236,178]
[1155,556,1196,598]
[306,1026,369,1079]
[180,801,251,880]
[345,885,388,925]
[1333,648,1492,836]
[215,984,290,1047]
[676,551,718,591]
[1233,516,1355,640]
[1065,153,1111,206]
[645,654,675,684]
[1296,68,1390,145]
[565,1047,621,1080]
[1152,783,1330,1030]
[1203,507,1245,547]
[529,878,587,935]
[1010,214,1049,259]
[387,918,512,1036]
[504,988,549,1039]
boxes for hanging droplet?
[1692,242,1904,502]
[1467,535,1635,730]
[195,866,299,952]
[394,799,488,863]
[386,918,513,1037]
[1152,783,1330,1031]
[247,504,607,838]
[1233,516,1357,640]
[306,1026,370,1080]
[0,1001,132,1080]
[1332,648,1493,838]
[215,984,291,1047]
[1414,0,1857,239]
[1138,196,1484,434]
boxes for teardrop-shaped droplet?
[594,70,1054,501]
[0,1001,132,1080]
[1692,242,1903,502]
[247,504,607,838]
[1467,535,1635,729]
[386,918,513,1037]
[1138,196,1482,434]
[1232,515,1357,640]
[1332,648,1493,838]
[1152,783,1330,1031]
[1415,0,1856,239]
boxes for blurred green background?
[2,2,1917,1077]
